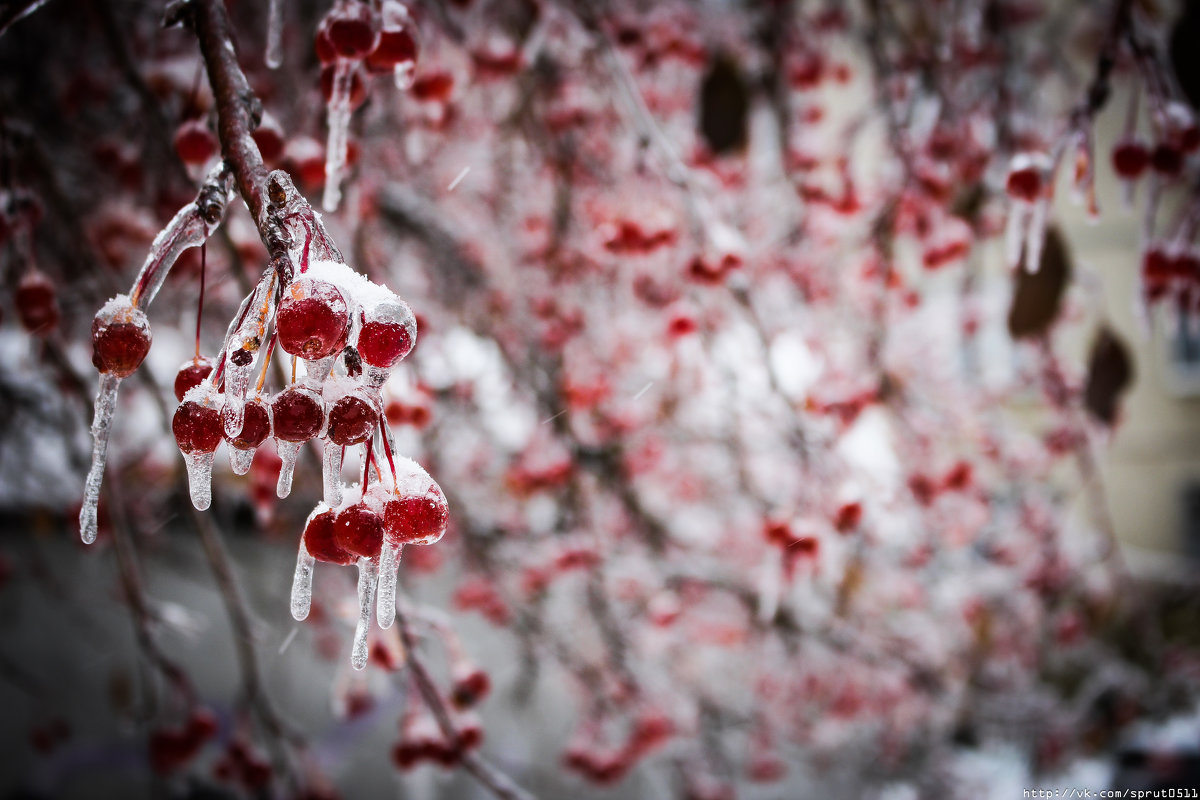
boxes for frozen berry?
[383,487,448,546]
[335,502,384,558]
[1005,165,1042,202]
[222,397,271,450]
[15,270,59,335]
[174,119,218,166]
[173,400,223,454]
[366,27,418,74]
[325,1,380,59]
[276,278,351,360]
[91,301,152,377]
[1112,140,1150,179]
[356,301,416,368]
[1151,142,1184,176]
[272,387,324,442]
[252,113,286,162]
[174,357,214,402]
[304,507,356,565]
[326,392,378,446]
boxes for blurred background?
[2,0,1200,798]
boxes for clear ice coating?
[351,556,380,670]
[291,537,315,621]
[322,60,354,213]
[183,451,216,510]
[130,163,233,310]
[1005,201,1026,271]
[266,0,284,69]
[322,440,344,507]
[80,373,121,544]
[377,540,399,629]
[223,272,277,438]
[230,445,256,475]
[277,439,302,498]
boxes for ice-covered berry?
[271,387,324,442]
[276,278,351,360]
[91,299,152,377]
[335,502,384,558]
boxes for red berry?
[383,488,448,546]
[411,72,454,103]
[326,393,378,446]
[366,27,418,74]
[335,502,385,559]
[833,501,862,534]
[276,278,351,360]
[15,270,59,335]
[315,21,338,64]
[174,357,214,402]
[271,387,324,442]
[1151,142,1184,176]
[174,119,218,165]
[1005,166,1042,202]
[324,1,380,59]
[252,113,285,162]
[451,668,490,708]
[304,507,356,565]
[357,317,414,368]
[91,303,152,377]
[222,397,271,449]
[1112,140,1150,179]
[186,708,219,742]
[173,400,223,454]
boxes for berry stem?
[195,242,206,359]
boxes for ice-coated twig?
[265,0,283,69]
[130,162,235,309]
[80,373,121,543]
[291,538,315,621]
[377,540,399,628]
[222,270,277,438]
[351,556,379,670]
[322,60,354,213]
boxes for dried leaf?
[1007,225,1071,339]
[698,53,749,155]
[1084,326,1134,426]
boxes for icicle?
[303,355,336,390]
[322,440,344,507]
[182,451,216,510]
[351,556,380,670]
[230,446,255,475]
[80,373,121,544]
[377,541,399,628]
[291,538,315,621]
[277,439,302,498]
[266,0,284,69]
[1023,198,1049,274]
[322,60,354,213]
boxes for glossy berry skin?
[357,319,413,368]
[173,357,214,402]
[1112,140,1150,179]
[271,387,324,442]
[276,278,351,360]
[173,401,223,454]
[1005,167,1042,202]
[325,2,381,59]
[365,27,418,74]
[222,398,271,449]
[91,306,152,377]
[326,393,378,446]
[174,119,218,166]
[335,502,384,558]
[15,271,59,335]
[304,508,356,565]
[383,487,448,546]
